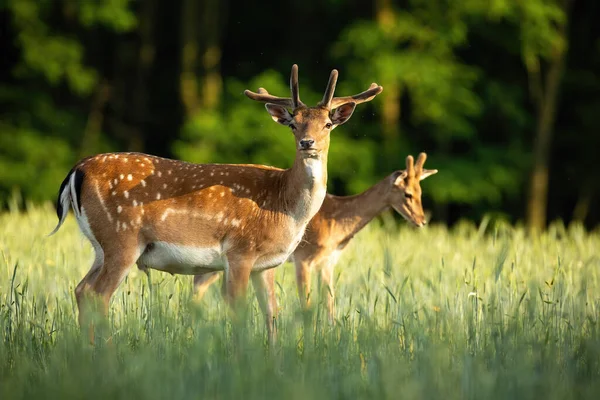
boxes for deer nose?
[299,139,315,150]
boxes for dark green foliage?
[0,0,598,226]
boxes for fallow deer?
[50,64,382,343]
[193,153,437,323]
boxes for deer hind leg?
[75,248,104,327]
[193,271,222,302]
[251,269,278,345]
[76,239,141,340]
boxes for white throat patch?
[304,157,323,181]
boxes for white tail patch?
[48,172,74,236]
[76,207,105,269]
[68,172,80,218]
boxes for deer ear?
[330,102,357,127]
[393,171,408,186]
[419,169,438,181]
[265,104,293,126]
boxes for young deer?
[193,153,437,323]
[50,64,382,343]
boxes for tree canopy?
[0,0,598,228]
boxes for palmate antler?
[244,64,383,110]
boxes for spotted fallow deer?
[193,153,437,323]
[50,64,382,343]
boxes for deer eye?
[289,123,297,131]
[405,192,413,199]
[325,122,333,129]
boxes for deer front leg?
[251,268,278,345]
[224,254,254,308]
[223,254,256,351]
[193,271,222,301]
[295,259,312,310]
[320,261,336,324]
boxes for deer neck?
[327,177,391,240]
[281,151,329,224]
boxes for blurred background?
[0,0,598,230]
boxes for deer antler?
[244,64,304,109]
[290,64,302,109]
[245,65,383,111]
[415,153,427,175]
[318,69,339,108]
[329,83,383,109]
[243,88,292,107]
[405,155,415,177]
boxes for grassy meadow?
[1,205,600,399]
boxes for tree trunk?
[199,0,224,110]
[375,0,401,170]
[526,2,572,231]
[130,0,157,152]
[180,0,225,116]
[180,0,201,117]
[79,80,111,158]
[572,185,592,224]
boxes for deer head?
[244,64,383,160]
[389,153,438,227]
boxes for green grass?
[1,204,600,399]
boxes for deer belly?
[253,227,306,271]
[137,242,225,275]
[253,251,293,271]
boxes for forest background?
[1,0,598,230]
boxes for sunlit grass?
[1,204,600,399]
